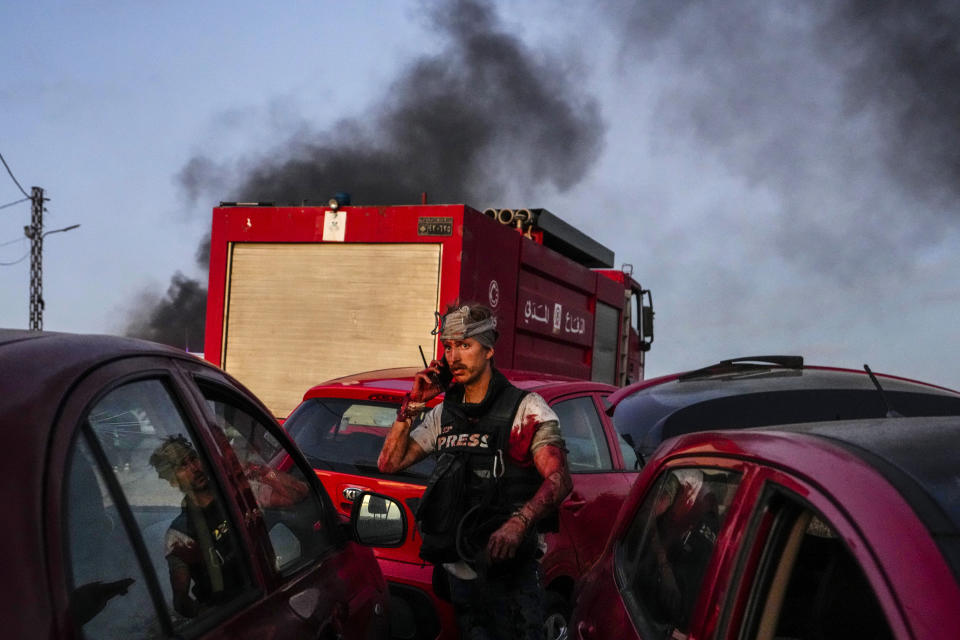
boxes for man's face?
[172,450,209,494]
[442,337,493,387]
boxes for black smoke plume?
[189,0,603,204]
[124,0,604,349]
[607,0,960,205]
[124,272,207,352]
[603,0,960,288]
[818,0,960,205]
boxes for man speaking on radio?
[379,302,572,639]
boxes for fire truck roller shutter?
[223,242,442,417]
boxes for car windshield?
[285,397,436,481]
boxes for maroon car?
[1,330,405,639]
[571,416,960,639]
[282,368,641,640]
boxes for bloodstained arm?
[378,421,428,473]
[487,444,573,562]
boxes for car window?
[65,436,159,638]
[285,397,436,480]
[201,386,335,574]
[736,491,893,640]
[662,390,960,443]
[614,386,960,461]
[616,467,742,637]
[617,431,641,470]
[71,378,253,636]
[552,395,614,472]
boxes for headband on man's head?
[149,435,196,481]
[432,305,498,348]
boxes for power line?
[0,152,30,198]
[0,236,26,248]
[0,251,29,266]
[0,197,30,211]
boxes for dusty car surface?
[607,355,960,464]
[0,330,404,639]
[283,368,639,640]
[570,415,960,639]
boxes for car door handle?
[288,588,321,620]
[562,496,587,512]
[289,589,349,631]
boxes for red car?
[570,415,960,639]
[1,330,404,639]
[282,368,641,640]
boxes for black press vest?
[416,382,543,565]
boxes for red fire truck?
[203,202,653,418]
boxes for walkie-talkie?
[420,345,453,390]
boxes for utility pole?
[27,186,44,331]
[23,187,79,331]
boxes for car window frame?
[612,456,754,639]
[183,368,348,574]
[594,391,633,471]
[48,356,264,638]
[599,391,644,472]
[715,465,910,640]
[549,391,619,473]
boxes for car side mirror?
[349,492,407,547]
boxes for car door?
[53,356,267,639]
[550,392,636,575]
[183,365,390,640]
[609,462,747,640]
[713,468,906,640]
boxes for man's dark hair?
[149,435,196,482]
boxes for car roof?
[0,329,220,631]
[0,330,207,490]
[764,417,960,534]
[665,416,960,580]
[302,367,615,400]
[609,356,959,409]
[608,356,960,455]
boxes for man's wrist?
[397,393,427,422]
[511,508,532,529]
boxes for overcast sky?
[2,0,959,390]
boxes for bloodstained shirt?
[411,392,563,467]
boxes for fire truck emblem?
[488,280,500,308]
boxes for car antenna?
[863,364,903,418]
